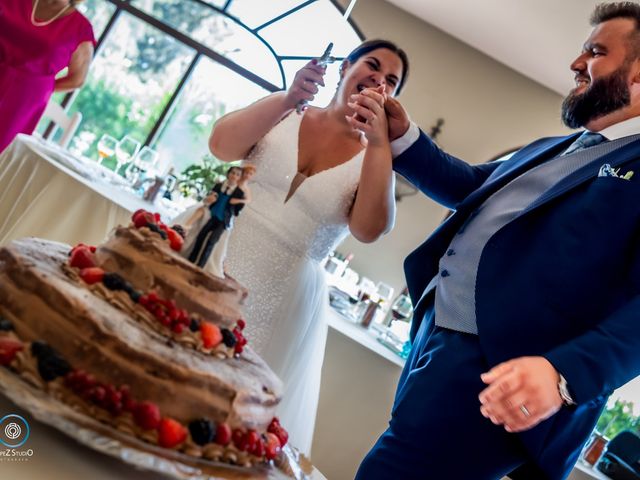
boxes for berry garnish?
[133,401,161,430]
[188,418,215,446]
[264,432,282,460]
[146,223,168,240]
[0,338,23,366]
[234,429,252,451]
[215,423,232,446]
[36,348,72,382]
[31,341,54,358]
[267,419,289,447]
[69,246,95,269]
[79,267,105,285]
[158,417,188,448]
[129,290,142,303]
[102,273,129,291]
[171,225,186,239]
[221,328,236,348]
[0,316,14,331]
[133,211,155,229]
[200,322,222,349]
[166,228,184,252]
[236,319,246,330]
[250,437,265,457]
[189,318,201,333]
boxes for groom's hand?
[478,356,563,433]
[384,97,410,142]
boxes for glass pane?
[132,0,282,87]
[66,12,196,166]
[77,0,117,39]
[281,59,341,108]
[261,1,361,58]
[227,0,307,29]
[201,0,227,8]
[151,56,268,175]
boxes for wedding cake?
[0,210,290,468]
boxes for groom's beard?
[561,65,631,129]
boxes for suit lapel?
[457,134,579,212]
[521,137,640,216]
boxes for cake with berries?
[0,210,292,472]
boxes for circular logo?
[0,414,29,448]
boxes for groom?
[356,3,640,479]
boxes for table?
[0,135,176,247]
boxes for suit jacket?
[394,130,640,478]
[210,181,245,228]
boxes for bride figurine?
[209,39,410,453]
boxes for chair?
[41,101,82,149]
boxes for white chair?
[41,101,82,149]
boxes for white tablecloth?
[0,135,175,247]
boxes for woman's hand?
[345,86,389,147]
[284,60,327,110]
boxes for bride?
[209,39,409,454]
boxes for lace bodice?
[240,112,364,261]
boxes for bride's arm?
[346,88,396,243]
[209,61,326,161]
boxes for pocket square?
[598,163,634,180]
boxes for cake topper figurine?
[176,165,255,276]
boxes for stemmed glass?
[96,134,117,165]
[115,135,141,176]
[135,146,159,176]
[127,146,159,190]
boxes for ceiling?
[385,0,605,95]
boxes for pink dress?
[0,0,95,152]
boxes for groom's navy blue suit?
[357,130,640,479]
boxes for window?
[595,378,640,439]
[40,0,363,176]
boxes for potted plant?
[178,154,236,200]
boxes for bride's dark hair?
[345,39,409,95]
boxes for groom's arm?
[391,125,498,210]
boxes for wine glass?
[135,146,159,175]
[96,134,117,165]
[115,135,141,176]
[129,146,160,192]
[390,294,413,323]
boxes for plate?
[0,368,313,480]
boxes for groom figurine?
[188,166,245,267]
[356,3,640,479]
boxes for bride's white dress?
[225,112,364,454]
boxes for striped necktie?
[562,131,607,156]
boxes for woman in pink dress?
[0,0,95,152]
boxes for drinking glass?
[115,135,141,175]
[135,146,159,175]
[390,294,413,323]
[96,134,117,165]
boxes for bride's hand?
[284,60,327,110]
[345,86,389,147]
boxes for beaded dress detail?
[225,112,364,453]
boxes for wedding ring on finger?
[519,404,531,418]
